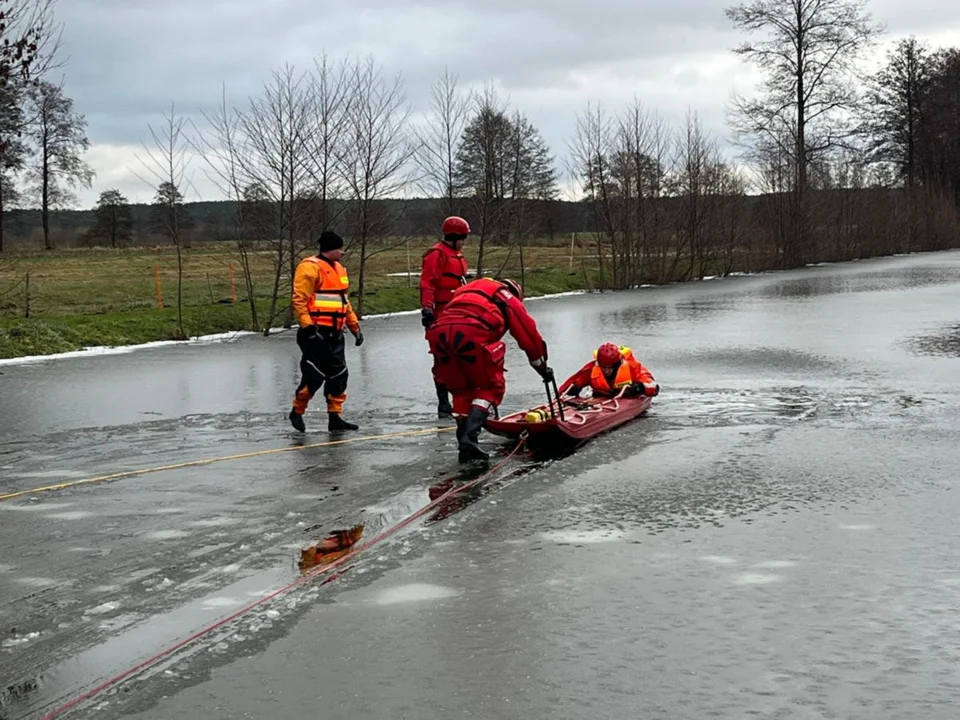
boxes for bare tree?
[0,0,63,252]
[570,100,675,289]
[235,64,315,328]
[0,85,26,251]
[413,68,471,216]
[568,102,615,290]
[195,59,359,333]
[614,100,670,285]
[340,55,414,317]
[454,84,512,277]
[726,0,883,267]
[671,110,718,279]
[499,109,557,288]
[194,85,263,332]
[134,104,193,340]
[0,0,62,89]
[300,53,355,234]
[25,80,94,249]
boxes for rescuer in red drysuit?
[562,343,660,399]
[420,216,470,417]
[425,277,553,463]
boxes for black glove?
[565,384,580,397]
[538,366,555,383]
[625,382,644,397]
[353,330,364,346]
[420,308,434,328]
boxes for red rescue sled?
[484,377,653,446]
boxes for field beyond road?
[0,240,599,359]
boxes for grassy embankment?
[0,240,598,359]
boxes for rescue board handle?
[544,376,566,422]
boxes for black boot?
[289,408,306,432]
[458,407,490,463]
[328,413,359,432]
[455,417,467,444]
[435,382,453,418]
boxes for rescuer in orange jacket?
[420,216,470,417]
[288,231,364,433]
[561,343,660,399]
[425,277,553,463]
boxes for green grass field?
[0,240,599,358]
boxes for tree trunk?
[0,176,5,253]
[173,203,185,339]
[42,141,51,250]
[793,9,807,269]
[476,230,486,280]
[356,206,368,318]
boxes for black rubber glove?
[565,384,580,397]
[539,366,555,383]
[353,330,364,346]
[625,382,644,397]
[421,308,434,328]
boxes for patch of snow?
[373,583,459,606]
[734,573,782,585]
[145,529,189,540]
[539,528,627,544]
[45,510,94,520]
[85,601,120,616]
[0,290,585,365]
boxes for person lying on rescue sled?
[561,343,660,399]
[426,277,554,463]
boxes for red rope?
[40,435,528,720]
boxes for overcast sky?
[50,0,960,208]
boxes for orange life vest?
[590,362,633,393]
[589,346,637,393]
[304,256,350,330]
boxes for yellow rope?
[0,426,454,503]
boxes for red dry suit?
[425,278,548,417]
[419,241,468,316]
[420,241,469,385]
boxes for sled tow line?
[0,427,454,503]
[39,432,529,720]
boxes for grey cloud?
[51,0,960,194]
[56,1,739,139]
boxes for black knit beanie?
[318,231,344,252]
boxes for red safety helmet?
[596,343,622,368]
[441,216,470,236]
[499,278,523,300]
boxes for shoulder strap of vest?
[457,284,510,328]
[315,258,348,294]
